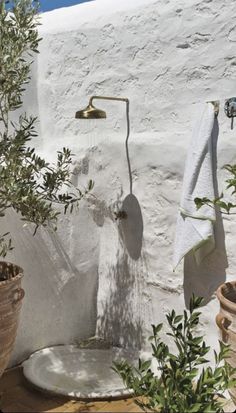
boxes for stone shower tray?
[23,345,138,400]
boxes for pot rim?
[216,281,236,313]
[0,261,23,287]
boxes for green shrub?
[113,296,236,412]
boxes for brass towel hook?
[208,100,220,117]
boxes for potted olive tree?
[0,0,92,377]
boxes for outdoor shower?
[22,95,140,400]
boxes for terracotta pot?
[216,281,236,404]
[0,261,24,378]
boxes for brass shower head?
[75,103,106,119]
[75,96,129,120]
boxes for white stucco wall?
[7,0,236,365]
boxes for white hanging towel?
[173,103,217,269]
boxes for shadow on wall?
[96,195,145,349]
[117,99,144,261]
[118,194,143,261]
[96,251,144,349]
[82,115,145,348]
[183,119,228,307]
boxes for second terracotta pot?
[216,281,236,405]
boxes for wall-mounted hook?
[208,100,220,117]
[224,97,236,130]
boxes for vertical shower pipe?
[89,96,132,194]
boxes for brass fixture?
[208,100,220,117]
[75,103,106,119]
[114,210,128,221]
[75,95,129,120]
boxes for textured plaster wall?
[8,0,236,365]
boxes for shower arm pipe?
[89,96,132,194]
[89,95,129,105]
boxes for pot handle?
[216,313,232,338]
[11,288,25,307]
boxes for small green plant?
[195,164,236,215]
[113,296,236,413]
[0,0,93,258]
